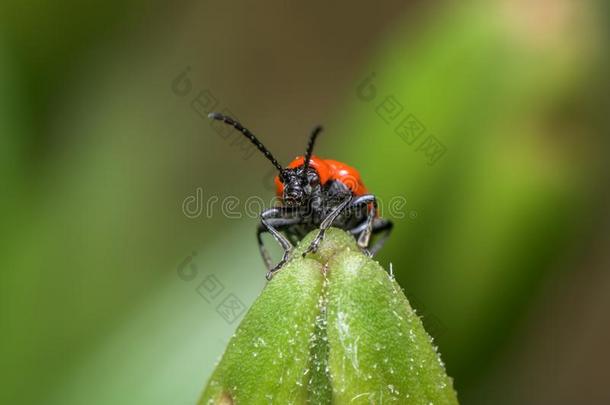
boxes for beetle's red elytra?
[274,156,368,197]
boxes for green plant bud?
[199,228,457,404]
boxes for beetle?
[208,112,393,280]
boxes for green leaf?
[199,228,457,404]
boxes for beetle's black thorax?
[280,177,368,243]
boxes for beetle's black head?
[280,167,321,207]
[280,123,323,207]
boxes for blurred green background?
[1,0,608,404]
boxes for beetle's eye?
[308,172,318,186]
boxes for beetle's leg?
[302,196,352,256]
[345,194,384,254]
[256,217,299,274]
[368,218,393,255]
[350,217,393,256]
[257,208,301,280]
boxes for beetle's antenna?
[208,112,284,173]
[303,125,323,176]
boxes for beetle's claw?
[266,248,293,280]
[266,262,284,280]
[302,236,322,257]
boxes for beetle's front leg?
[346,194,385,255]
[349,215,393,256]
[302,195,352,257]
[257,207,301,280]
